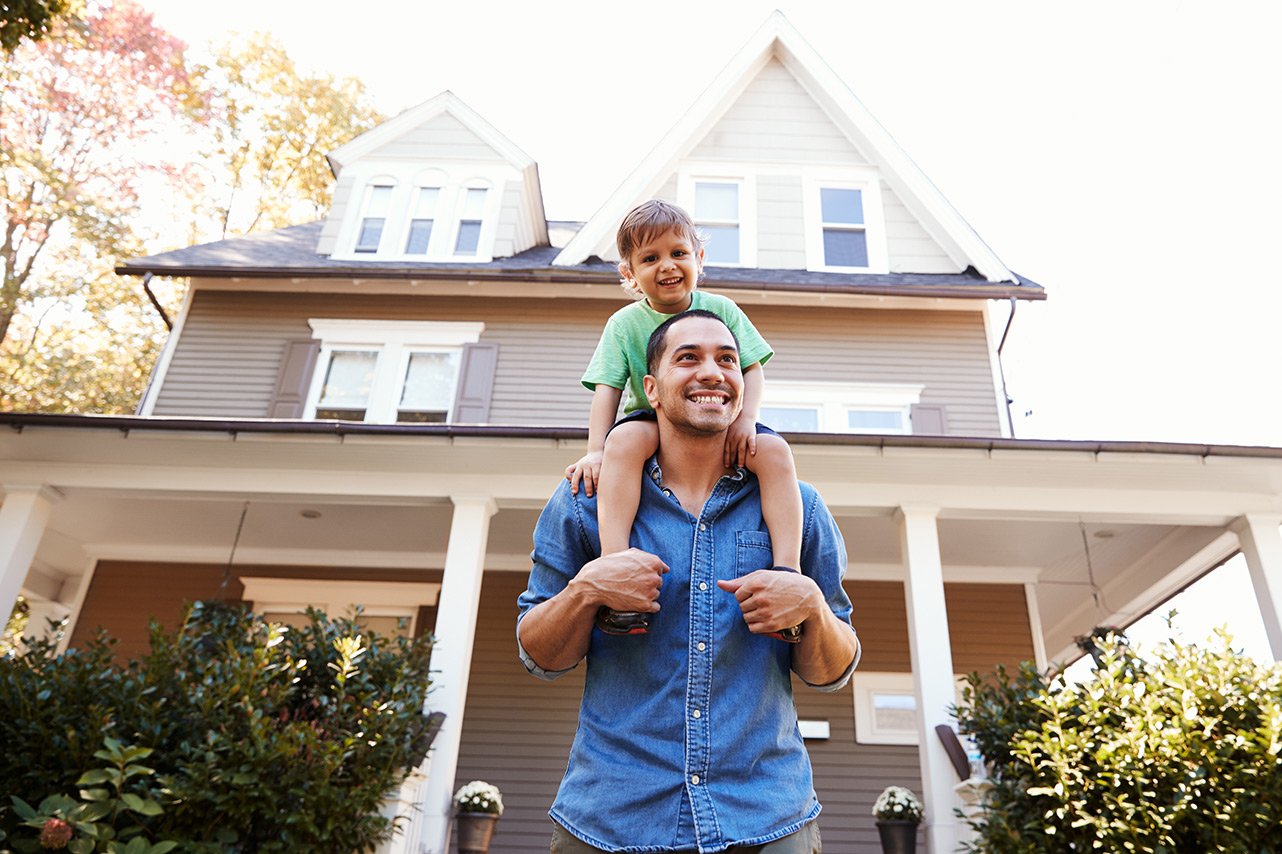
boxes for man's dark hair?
[645,309,741,375]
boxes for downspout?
[141,272,172,330]
[996,296,1017,437]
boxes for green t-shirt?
[581,291,774,414]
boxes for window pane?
[454,221,481,255]
[405,219,433,254]
[315,407,367,421]
[847,410,904,431]
[871,691,917,731]
[759,406,820,433]
[366,185,394,217]
[694,182,739,221]
[701,224,739,265]
[399,350,460,419]
[823,228,868,267]
[412,187,440,218]
[820,187,863,224]
[318,350,377,415]
[355,218,384,253]
[461,187,487,219]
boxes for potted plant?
[453,780,504,853]
[872,785,923,854]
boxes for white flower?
[873,785,923,822]
[454,780,504,816]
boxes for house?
[4,11,1282,853]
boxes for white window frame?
[678,170,757,267]
[760,381,922,435]
[353,179,398,254]
[304,319,485,424]
[397,169,448,257]
[239,577,440,637]
[331,163,512,263]
[802,172,888,273]
[852,672,966,745]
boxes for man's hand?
[723,413,757,468]
[565,450,604,497]
[717,569,820,636]
[572,548,669,614]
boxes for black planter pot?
[876,819,919,854]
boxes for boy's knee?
[603,420,659,461]
[752,434,796,470]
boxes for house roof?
[1,412,1274,459]
[552,11,1018,284]
[116,221,1045,300]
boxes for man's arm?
[715,486,859,687]
[520,548,669,673]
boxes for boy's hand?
[566,450,604,497]
[723,414,757,468]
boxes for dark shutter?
[451,342,500,423]
[910,404,947,436]
[269,339,321,419]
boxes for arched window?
[354,178,397,253]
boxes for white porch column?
[419,495,497,854]
[0,485,61,628]
[1232,514,1282,661]
[896,505,964,854]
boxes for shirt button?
[691,775,701,785]
[692,709,701,719]
[697,642,706,651]
[699,582,708,591]
[699,523,707,531]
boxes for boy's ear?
[617,260,633,283]
[643,374,660,410]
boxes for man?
[518,310,860,854]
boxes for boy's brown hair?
[615,200,704,296]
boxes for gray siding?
[316,172,358,256]
[153,289,1002,436]
[689,58,867,164]
[756,174,807,269]
[365,112,503,162]
[884,181,957,273]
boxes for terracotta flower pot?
[456,812,499,854]
[876,819,919,854]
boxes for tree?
[0,0,79,54]
[957,625,1282,852]
[0,0,200,349]
[190,32,383,240]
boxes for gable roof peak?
[325,89,536,177]
[553,10,1016,284]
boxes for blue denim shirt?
[517,461,857,853]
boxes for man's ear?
[643,374,660,410]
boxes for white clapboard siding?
[316,172,359,256]
[363,111,503,162]
[689,58,868,164]
[757,174,808,269]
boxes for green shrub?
[0,601,437,852]
[956,625,1282,853]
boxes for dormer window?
[355,183,395,253]
[694,181,741,265]
[453,186,488,256]
[804,175,887,272]
[819,187,867,267]
[404,186,441,255]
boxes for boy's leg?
[744,433,802,570]
[598,419,659,555]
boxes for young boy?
[566,199,803,637]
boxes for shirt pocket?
[735,530,773,577]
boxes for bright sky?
[139,0,1282,661]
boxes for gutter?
[140,272,173,330]
[3,412,1280,460]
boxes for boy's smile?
[619,227,703,314]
